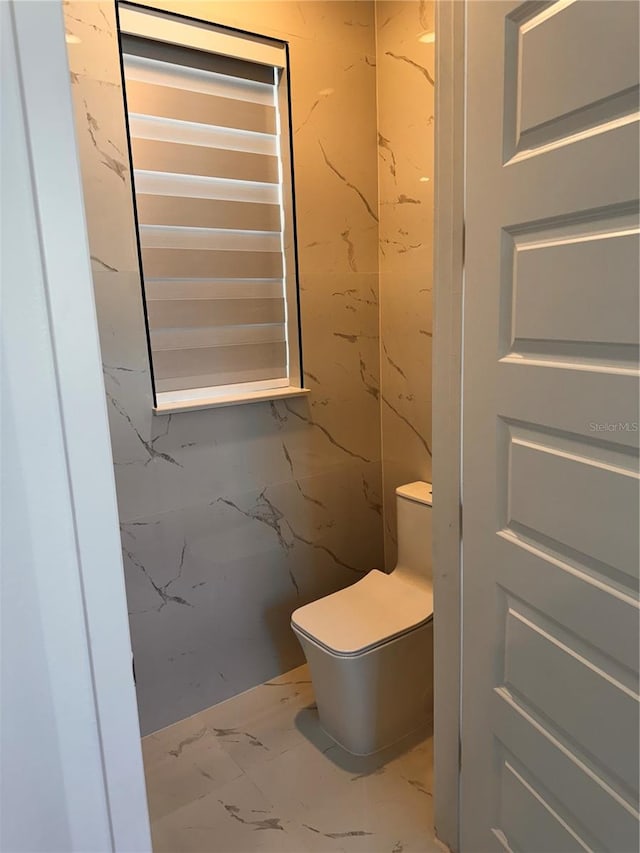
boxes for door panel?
[499,759,591,853]
[511,231,640,347]
[495,532,638,673]
[504,1,639,157]
[498,365,639,449]
[495,693,639,853]
[461,1,640,850]
[504,607,638,791]
[516,1,639,138]
[507,437,639,579]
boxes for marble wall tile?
[376,1,435,567]
[65,0,434,734]
[122,462,383,733]
[71,76,139,275]
[64,0,123,84]
[64,0,383,734]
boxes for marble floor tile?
[190,666,336,775]
[143,664,447,853]
[143,733,244,822]
[150,774,303,853]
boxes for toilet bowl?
[291,481,434,755]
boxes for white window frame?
[117,3,307,414]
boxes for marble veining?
[144,664,446,853]
[384,50,435,86]
[318,140,379,223]
[376,1,434,568]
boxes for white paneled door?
[461,1,639,851]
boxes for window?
[117,4,305,412]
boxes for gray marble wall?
[64,0,434,735]
[376,1,435,567]
[64,0,384,735]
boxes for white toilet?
[291,481,434,755]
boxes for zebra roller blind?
[119,7,301,407]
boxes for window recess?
[117,4,305,412]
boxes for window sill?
[153,385,309,415]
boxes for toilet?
[291,481,434,755]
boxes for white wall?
[0,2,150,849]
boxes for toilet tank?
[394,482,433,582]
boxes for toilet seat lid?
[291,570,433,656]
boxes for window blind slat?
[153,341,287,385]
[124,79,276,134]
[155,364,287,393]
[136,195,281,231]
[134,171,280,204]
[141,248,284,279]
[139,225,281,253]
[121,33,277,86]
[145,278,284,300]
[130,137,280,184]
[129,115,278,156]
[147,298,285,329]
[123,52,275,104]
[151,323,285,350]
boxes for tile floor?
[143,664,446,853]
